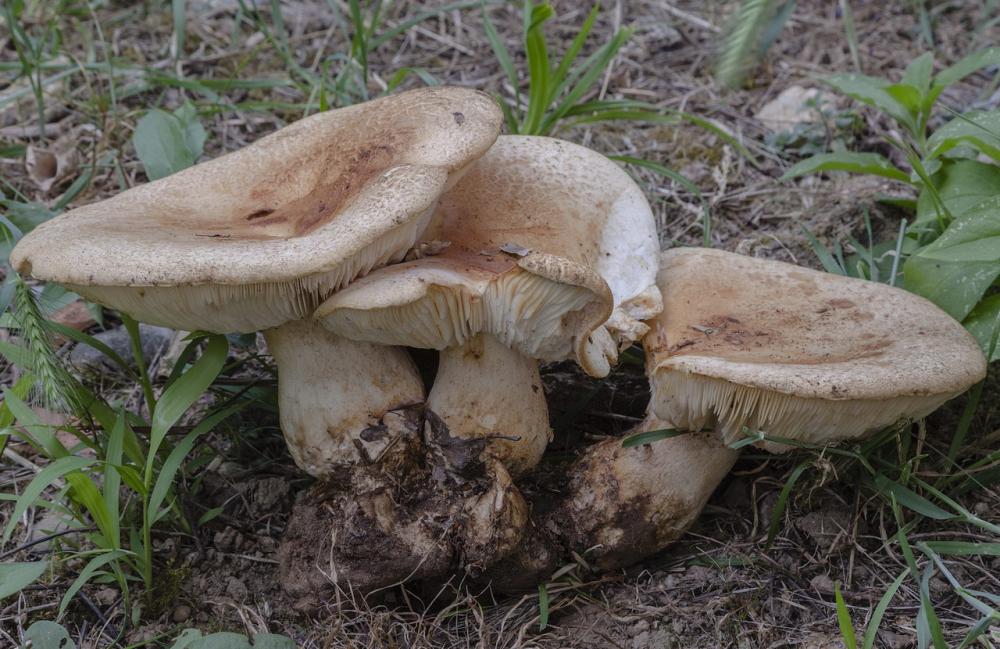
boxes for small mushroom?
[11,87,503,476]
[644,247,988,451]
[315,135,661,475]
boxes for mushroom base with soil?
[278,409,530,601]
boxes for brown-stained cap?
[645,247,987,449]
[11,87,502,333]
[315,135,662,377]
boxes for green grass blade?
[621,428,685,448]
[835,583,858,649]
[765,460,811,548]
[58,550,128,617]
[523,3,555,134]
[548,4,600,105]
[148,405,242,526]
[2,455,95,543]
[482,8,521,127]
[538,583,550,630]
[861,568,909,649]
[144,335,228,485]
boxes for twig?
[662,3,720,33]
[0,526,97,560]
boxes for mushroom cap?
[315,135,662,376]
[645,247,987,449]
[314,248,616,376]
[11,87,502,332]
[423,135,662,347]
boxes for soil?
[1,1,999,647]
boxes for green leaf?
[824,73,917,134]
[834,583,858,649]
[901,52,934,95]
[621,428,685,448]
[2,455,95,543]
[0,561,48,600]
[22,621,76,649]
[874,475,954,521]
[144,334,228,484]
[148,405,242,527]
[915,160,1000,226]
[923,541,1000,557]
[173,102,207,161]
[133,109,196,180]
[904,205,1000,320]
[884,83,923,115]
[932,47,1000,96]
[861,568,909,649]
[962,294,1000,361]
[781,152,909,182]
[167,630,296,649]
[927,110,1000,162]
[766,460,811,548]
[916,565,948,649]
[537,583,550,631]
[59,550,128,616]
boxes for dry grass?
[1,1,999,647]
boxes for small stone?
[755,86,826,133]
[171,604,191,623]
[69,323,173,374]
[94,587,117,606]
[226,577,248,600]
[810,573,836,595]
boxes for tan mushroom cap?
[423,134,662,350]
[11,87,502,333]
[314,247,615,375]
[645,247,988,450]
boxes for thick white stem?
[426,334,551,476]
[264,319,425,477]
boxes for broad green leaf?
[915,160,1000,226]
[0,560,48,600]
[884,83,923,115]
[144,334,228,484]
[0,200,57,234]
[905,206,1000,320]
[781,152,909,182]
[22,621,76,649]
[174,102,207,161]
[927,110,1000,162]
[133,109,195,180]
[963,294,1000,361]
[825,73,917,134]
[901,52,934,95]
[59,550,128,616]
[2,455,95,543]
[63,471,115,548]
[168,630,295,649]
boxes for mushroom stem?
[264,319,425,477]
[483,414,739,590]
[426,333,551,476]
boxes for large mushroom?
[315,135,662,475]
[10,86,503,476]
[645,247,988,451]
[486,246,987,590]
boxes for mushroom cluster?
[12,87,988,602]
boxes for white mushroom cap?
[316,135,663,377]
[315,249,616,376]
[424,135,662,350]
[11,87,502,333]
[645,247,988,450]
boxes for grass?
[0,1,997,648]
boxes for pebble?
[172,604,191,623]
